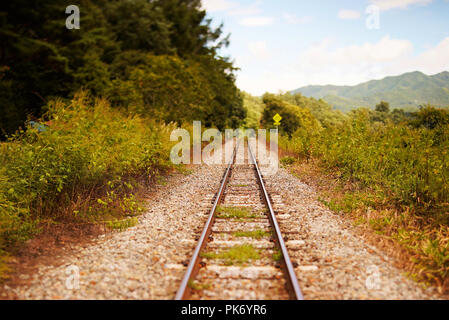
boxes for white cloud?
[370,0,433,11]
[229,0,262,16]
[298,36,413,67]
[239,16,274,27]
[283,13,314,25]
[275,36,415,90]
[201,0,262,16]
[248,41,271,60]
[395,37,449,74]
[237,36,449,95]
[338,9,361,20]
[201,0,236,12]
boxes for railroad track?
[175,140,304,300]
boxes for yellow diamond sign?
[273,113,282,126]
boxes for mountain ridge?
[291,71,449,112]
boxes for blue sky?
[202,0,449,95]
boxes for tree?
[410,104,449,130]
[375,101,390,113]
[156,0,229,57]
[261,94,320,137]
[0,0,114,137]
[0,0,246,138]
[277,92,346,128]
[104,0,172,54]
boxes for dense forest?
[0,0,246,277]
[0,0,246,138]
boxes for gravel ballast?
[1,140,442,300]
[1,162,226,300]
[258,140,439,300]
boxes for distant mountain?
[291,71,449,112]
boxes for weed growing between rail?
[272,249,283,262]
[201,244,261,266]
[233,230,271,240]
[216,206,260,219]
[0,92,176,278]
[188,280,212,291]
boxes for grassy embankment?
[0,92,176,278]
[248,92,449,292]
[282,109,449,291]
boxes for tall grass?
[280,108,449,286]
[281,109,449,210]
[0,92,175,275]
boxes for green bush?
[285,107,449,209]
[261,94,321,138]
[275,95,449,285]
[0,92,175,270]
[281,104,449,284]
[108,54,214,124]
[313,110,449,208]
[274,92,347,128]
[242,92,264,129]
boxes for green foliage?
[201,244,261,266]
[0,0,246,278]
[262,94,324,158]
[275,92,347,128]
[188,280,211,291]
[375,101,390,113]
[108,54,214,123]
[280,156,297,166]
[0,92,175,273]
[242,92,265,129]
[233,230,271,240]
[271,93,449,286]
[272,249,282,262]
[216,206,259,219]
[410,104,449,130]
[0,0,245,138]
[104,0,172,54]
[321,111,448,208]
[106,54,246,128]
[106,217,138,232]
[280,100,449,210]
[194,55,246,129]
[261,94,321,137]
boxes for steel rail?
[175,142,238,300]
[248,143,304,300]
